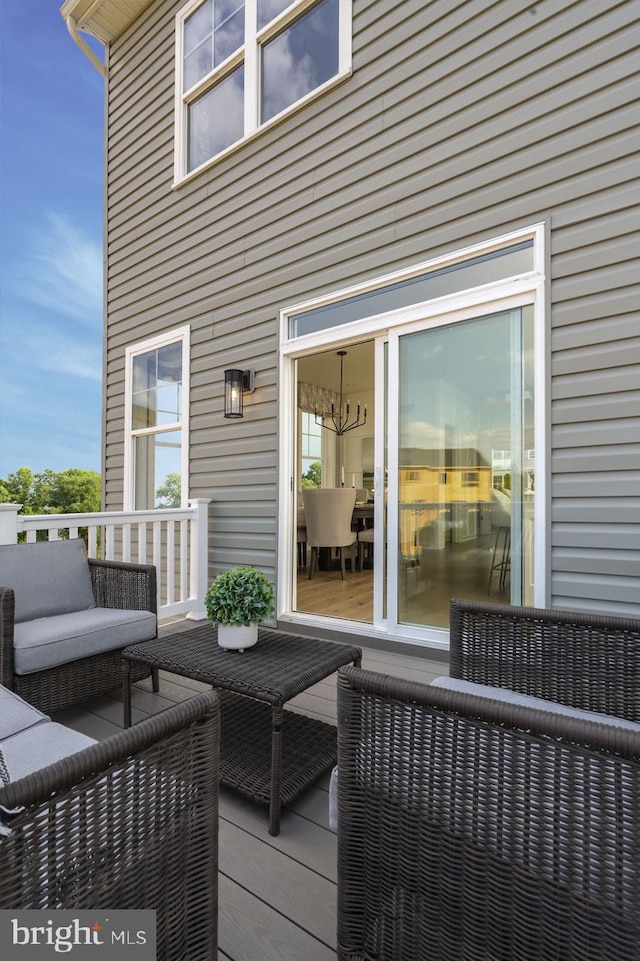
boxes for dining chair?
[302,488,357,580]
[487,488,511,594]
[296,504,307,568]
[357,527,374,570]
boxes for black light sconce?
[224,368,255,418]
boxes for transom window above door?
[175,0,352,180]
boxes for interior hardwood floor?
[296,532,510,626]
[296,566,373,621]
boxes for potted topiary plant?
[204,566,275,651]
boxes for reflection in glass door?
[393,308,535,630]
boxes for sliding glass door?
[387,307,535,631]
[290,306,535,636]
[281,227,543,643]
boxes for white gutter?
[64,14,106,76]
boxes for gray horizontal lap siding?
[105,0,640,614]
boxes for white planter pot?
[217,622,258,652]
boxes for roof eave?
[59,0,154,45]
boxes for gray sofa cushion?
[13,608,157,674]
[0,684,50,739]
[0,539,96,623]
[1,722,96,783]
[0,685,97,786]
[431,676,640,733]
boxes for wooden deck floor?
[52,621,449,961]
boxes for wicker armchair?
[0,690,219,961]
[0,551,158,714]
[336,601,640,961]
[449,596,640,720]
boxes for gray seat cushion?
[431,676,640,733]
[0,539,96,622]
[13,607,157,674]
[0,684,50,739]
[1,722,96,783]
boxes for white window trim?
[277,223,548,645]
[173,0,353,186]
[123,326,191,511]
[299,410,327,486]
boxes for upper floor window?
[176,0,352,179]
[125,328,190,510]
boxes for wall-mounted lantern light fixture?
[224,368,255,418]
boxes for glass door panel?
[294,342,375,623]
[395,307,534,630]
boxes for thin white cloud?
[402,420,487,451]
[4,323,102,383]
[401,420,444,449]
[21,212,103,325]
[33,338,102,382]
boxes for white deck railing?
[0,500,210,621]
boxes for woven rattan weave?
[450,596,640,721]
[0,690,219,961]
[123,624,361,834]
[336,601,640,961]
[0,557,157,714]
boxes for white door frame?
[277,226,547,648]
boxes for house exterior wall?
[103,0,640,618]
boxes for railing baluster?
[88,526,98,557]
[105,525,115,559]
[122,524,131,562]
[166,521,175,606]
[138,522,147,564]
[180,518,189,604]
[10,503,209,621]
[153,520,162,610]
[190,499,209,620]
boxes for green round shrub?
[204,566,275,626]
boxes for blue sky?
[0,0,104,477]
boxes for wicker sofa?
[0,539,158,713]
[336,599,640,961]
[0,685,219,961]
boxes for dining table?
[351,502,374,529]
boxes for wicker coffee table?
[122,625,361,834]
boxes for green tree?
[301,462,322,489]
[156,472,182,508]
[32,469,58,513]
[0,467,38,512]
[48,469,101,514]
[0,467,101,515]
